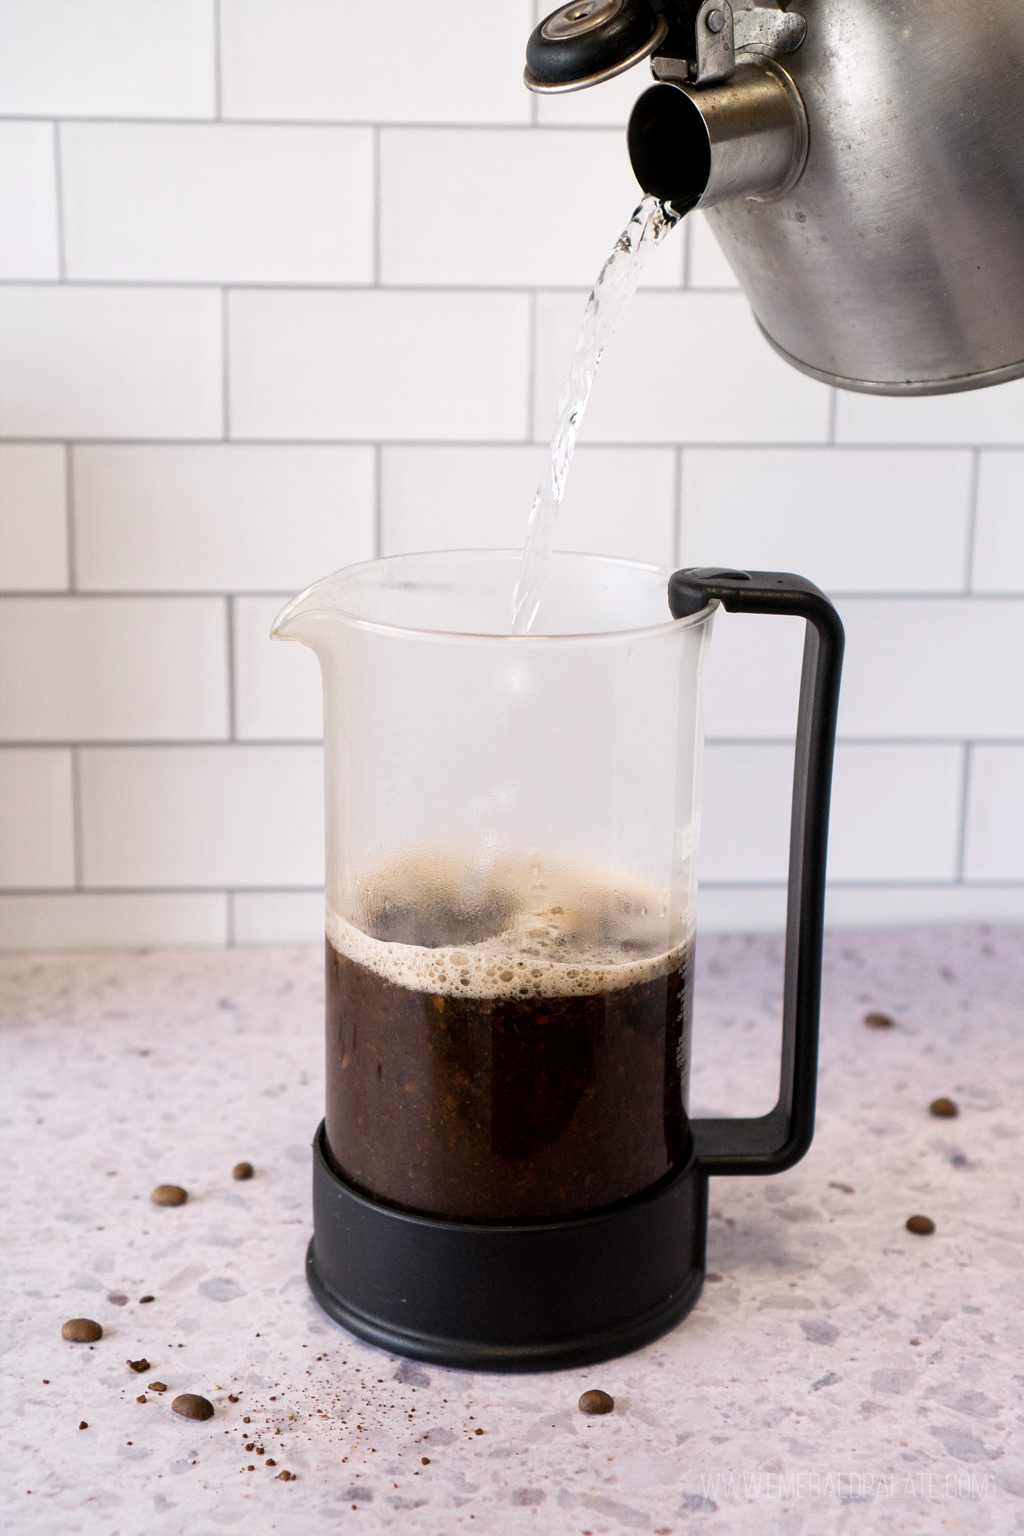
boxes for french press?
[274,552,843,1370]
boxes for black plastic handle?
[669,567,845,1176]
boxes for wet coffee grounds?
[277,1470,296,1481]
[127,1358,150,1373]
[78,1422,87,1430]
[151,1185,187,1206]
[172,1393,214,1421]
[929,1097,958,1117]
[906,1215,935,1235]
[862,1012,894,1028]
[579,1390,614,1414]
[62,1319,102,1343]
[136,1395,146,1404]
[232,1162,254,1180]
[139,1294,155,1303]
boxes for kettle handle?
[668,568,845,1175]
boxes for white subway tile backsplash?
[827,744,963,882]
[962,744,1024,882]
[0,891,227,952]
[972,452,1024,594]
[836,597,1024,739]
[380,444,675,564]
[0,286,223,439]
[702,608,804,740]
[79,745,323,887]
[823,885,1024,928]
[220,0,531,125]
[687,213,740,290]
[0,121,59,279]
[229,289,530,441]
[699,742,793,883]
[234,596,323,741]
[73,445,374,592]
[533,291,832,444]
[534,59,650,128]
[680,448,973,592]
[0,0,216,119]
[835,378,1024,446]
[0,444,67,590]
[61,123,374,284]
[0,597,228,742]
[380,128,640,288]
[0,748,74,887]
[232,890,323,944]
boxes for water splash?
[511,195,682,636]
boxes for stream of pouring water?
[511,194,682,635]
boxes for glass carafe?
[273,550,843,1370]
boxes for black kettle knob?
[524,0,670,93]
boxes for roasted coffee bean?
[929,1097,958,1118]
[126,1359,150,1373]
[79,1421,88,1430]
[863,1012,894,1029]
[906,1215,935,1235]
[232,1162,254,1181]
[171,1393,214,1421]
[151,1185,187,1206]
[139,1295,155,1304]
[148,1382,167,1393]
[578,1390,614,1414]
[62,1319,102,1343]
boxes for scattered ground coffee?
[232,1162,254,1180]
[148,1382,167,1392]
[61,1319,102,1343]
[862,1012,894,1028]
[579,1390,614,1414]
[172,1393,214,1421]
[78,1422,87,1430]
[139,1295,155,1303]
[906,1215,935,1235]
[151,1185,187,1206]
[127,1359,150,1373]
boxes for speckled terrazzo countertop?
[1,926,1021,1536]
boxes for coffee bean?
[151,1185,187,1206]
[862,1012,894,1029]
[929,1097,958,1118]
[148,1382,167,1392]
[126,1358,150,1373]
[79,1422,88,1430]
[171,1394,214,1421]
[139,1295,155,1304]
[578,1390,614,1415]
[232,1162,254,1181]
[62,1319,102,1343]
[906,1215,935,1235]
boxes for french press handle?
[669,568,845,1176]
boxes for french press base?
[298,566,843,1371]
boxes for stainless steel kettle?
[525,0,1024,396]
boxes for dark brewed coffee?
[324,859,694,1222]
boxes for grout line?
[220,288,231,438]
[225,889,235,947]
[525,290,538,442]
[5,434,1010,455]
[372,125,382,285]
[3,880,1021,900]
[682,214,692,289]
[672,446,683,566]
[373,443,383,559]
[0,114,633,132]
[2,735,1019,751]
[51,121,67,280]
[69,746,84,888]
[225,594,237,741]
[964,447,981,592]
[954,741,972,882]
[826,387,838,444]
[3,587,1021,604]
[213,0,223,120]
[63,444,77,590]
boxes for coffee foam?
[326,855,694,1000]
